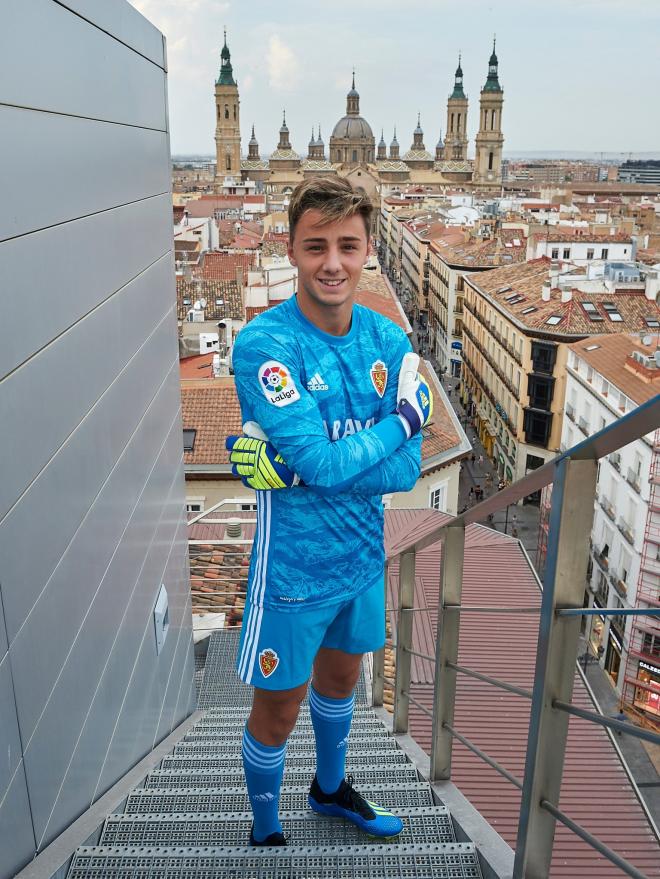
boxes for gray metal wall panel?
[0,3,192,868]
[0,195,172,380]
[0,316,178,643]
[0,107,169,242]
[0,763,36,878]
[3,1,166,129]
[0,653,23,798]
[95,514,193,795]
[37,469,186,838]
[0,255,175,519]
[0,588,7,659]
[20,418,186,846]
[9,357,180,743]
[53,0,165,68]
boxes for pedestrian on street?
[468,486,475,501]
[471,453,476,464]
[478,454,483,466]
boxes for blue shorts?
[236,577,385,690]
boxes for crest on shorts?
[259,648,279,678]
[370,360,388,398]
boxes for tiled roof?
[430,229,527,268]
[181,383,242,466]
[176,277,243,321]
[467,259,660,336]
[262,240,289,258]
[180,352,215,380]
[354,270,409,332]
[241,158,270,171]
[403,149,434,162]
[533,229,633,244]
[384,511,660,877]
[246,304,275,323]
[196,251,256,282]
[435,160,473,173]
[173,205,185,224]
[568,333,660,404]
[419,363,463,465]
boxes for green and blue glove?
[226,422,300,490]
[395,352,433,439]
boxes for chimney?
[645,270,660,302]
[541,282,551,302]
[561,288,573,303]
[225,518,243,539]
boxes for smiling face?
[287,209,371,335]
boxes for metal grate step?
[191,714,385,731]
[144,764,420,791]
[175,731,393,755]
[165,741,400,769]
[99,806,455,847]
[125,782,434,814]
[68,842,482,878]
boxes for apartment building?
[461,259,660,484]
[561,335,660,717]
[428,229,527,377]
[529,230,636,266]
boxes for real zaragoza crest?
[370,360,388,398]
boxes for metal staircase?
[66,630,483,878]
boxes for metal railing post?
[430,522,466,781]
[372,562,388,707]
[513,456,598,878]
[393,550,416,734]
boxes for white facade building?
[530,235,635,266]
[562,335,659,697]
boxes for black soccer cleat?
[249,824,288,846]
[308,773,404,838]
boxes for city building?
[460,258,660,484]
[559,334,660,720]
[618,160,660,186]
[528,229,636,265]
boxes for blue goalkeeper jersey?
[232,294,422,611]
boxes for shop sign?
[451,341,463,350]
[639,661,660,676]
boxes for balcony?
[617,515,635,545]
[566,403,576,422]
[598,494,616,522]
[609,570,628,599]
[594,545,610,570]
[609,451,622,471]
[577,415,590,436]
[626,467,642,493]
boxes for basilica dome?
[329,74,376,167]
[331,115,374,141]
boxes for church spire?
[483,37,502,92]
[278,110,291,150]
[346,70,360,115]
[450,53,465,99]
[217,27,236,86]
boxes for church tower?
[214,29,241,183]
[474,40,504,185]
[444,56,469,161]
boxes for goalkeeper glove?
[395,352,433,439]
[226,423,300,490]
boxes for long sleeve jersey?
[232,295,422,610]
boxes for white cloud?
[267,35,300,91]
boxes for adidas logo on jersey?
[306,373,329,392]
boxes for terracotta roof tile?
[181,383,242,466]
[196,251,256,282]
[568,333,660,404]
[430,229,527,268]
[180,352,214,380]
[467,259,660,336]
[176,277,243,321]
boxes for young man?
[226,177,432,846]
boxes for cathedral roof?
[402,149,434,162]
[301,159,334,171]
[241,158,270,171]
[376,159,410,173]
[331,116,374,141]
[270,148,301,161]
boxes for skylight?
[504,292,519,301]
[644,317,659,328]
[581,301,604,321]
[521,306,537,315]
[585,344,600,351]
[183,429,196,452]
[508,295,525,305]
[546,315,562,326]
[498,285,512,294]
[602,302,623,322]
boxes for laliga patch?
[259,648,279,678]
[370,360,388,398]
[259,360,300,407]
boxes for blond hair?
[288,176,372,241]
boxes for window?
[581,301,604,321]
[642,632,660,658]
[531,341,557,374]
[488,151,494,171]
[546,315,562,326]
[527,374,555,410]
[587,366,594,383]
[240,503,258,511]
[521,306,537,315]
[429,480,448,512]
[183,428,196,451]
[603,302,623,322]
[186,497,205,513]
[601,378,609,396]
[523,409,553,446]
[563,248,570,259]
[224,104,229,119]
[601,248,609,259]
[551,248,559,259]
[587,248,594,260]
[352,150,358,162]
[644,316,660,328]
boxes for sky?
[132,0,660,159]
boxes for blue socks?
[242,726,287,842]
[309,686,355,794]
